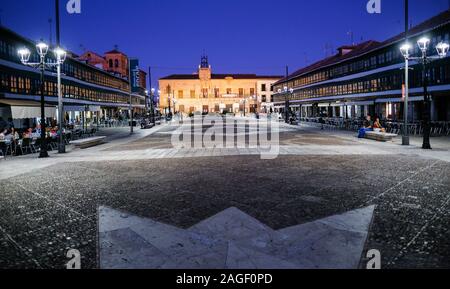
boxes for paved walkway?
[0,117,449,269]
[1,121,449,181]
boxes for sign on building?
[130,58,141,93]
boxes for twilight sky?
[1,0,449,88]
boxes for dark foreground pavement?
[0,152,449,269]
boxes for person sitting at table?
[358,115,374,138]
[23,128,32,139]
[13,128,19,140]
[0,129,7,156]
[0,129,6,140]
[4,129,12,140]
[9,128,19,155]
[50,127,58,138]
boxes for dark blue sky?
[1,0,449,88]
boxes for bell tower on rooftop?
[198,53,211,81]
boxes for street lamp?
[281,86,294,124]
[36,42,49,57]
[436,42,450,57]
[167,88,172,118]
[172,98,177,115]
[400,43,411,145]
[240,95,257,117]
[145,89,149,112]
[240,96,249,117]
[18,42,66,158]
[150,88,156,124]
[145,88,156,125]
[400,37,449,149]
[417,37,430,52]
[54,47,67,153]
[240,98,246,117]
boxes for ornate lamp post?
[55,47,67,153]
[279,87,294,123]
[240,96,256,117]
[400,42,411,145]
[167,91,172,117]
[18,43,66,158]
[400,37,449,149]
[172,98,177,116]
[240,98,246,117]
[150,88,156,125]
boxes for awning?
[64,105,85,112]
[330,102,344,107]
[89,106,101,112]
[344,101,375,106]
[375,96,424,103]
[65,105,102,112]
[0,99,56,119]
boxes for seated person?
[50,127,58,137]
[23,128,33,139]
[0,129,6,155]
[11,128,20,140]
[358,115,374,138]
[0,129,6,140]
[363,115,373,128]
[373,117,386,133]
[4,129,13,141]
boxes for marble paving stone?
[314,205,375,233]
[99,206,375,269]
[225,241,300,269]
[189,207,276,242]
[100,228,168,269]
[99,207,227,269]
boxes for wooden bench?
[365,131,397,142]
[70,136,106,149]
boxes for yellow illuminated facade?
[159,56,282,114]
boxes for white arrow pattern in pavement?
[99,205,375,269]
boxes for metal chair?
[21,138,32,154]
[4,140,13,158]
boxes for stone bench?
[71,136,106,149]
[141,123,155,129]
[365,131,397,142]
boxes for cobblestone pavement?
[0,120,449,269]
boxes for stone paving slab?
[99,206,374,269]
